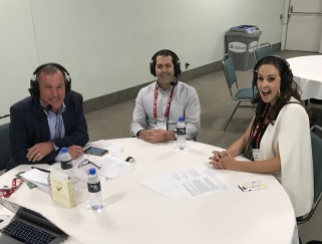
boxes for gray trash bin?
[225,25,262,70]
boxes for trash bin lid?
[230,25,260,33]
[226,25,262,37]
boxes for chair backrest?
[311,131,322,203]
[298,129,322,224]
[222,53,238,91]
[0,122,10,171]
[254,43,273,63]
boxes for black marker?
[31,167,50,173]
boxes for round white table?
[287,55,322,100]
[0,138,299,244]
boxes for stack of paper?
[20,169,50,192]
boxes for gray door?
[284,0,322,52]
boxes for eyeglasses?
[0,178,23,198]
[78,159,101,169]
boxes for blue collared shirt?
[40,101,66,156]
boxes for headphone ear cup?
[175,61,181,77]
[29,78,40,98]
[281,70,293,89]
[149,60,156,76]
[65,78,71,94]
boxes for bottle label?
[176,127,186,136]
[60,160,72,170]
[87,182,101,193]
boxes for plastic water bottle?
[176,116,186,150]
[87,168,103,210]
[59,147,74,179]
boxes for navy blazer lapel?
[31,101,51,141]
[62,95,73,134]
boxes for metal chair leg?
[223,101,241,131]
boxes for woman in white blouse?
[209,55,313,218]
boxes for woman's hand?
[220,154,237,170]
[209,150,228,169]
[209,150,238,170]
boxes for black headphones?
[29,62,71,99]
[149,49,181,78]
[252,55,293,90]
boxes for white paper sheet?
[141,171,184,200]
[171,165,229,200]
[141,165,230,200]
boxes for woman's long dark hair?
[253,56,302,125]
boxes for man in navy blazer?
[7,63,89,171]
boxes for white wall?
[0,0,286,120]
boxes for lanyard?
[251,104,270,148]
[0,178,22,198]
[153,83,175,121]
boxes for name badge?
[252,149,261,161]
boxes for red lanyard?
[251,104,270,148]
[153,84,175,121]
[0,178,23,198]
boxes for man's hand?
[67,145,84,160]
[27,141,54,162]
[138,129,175,143]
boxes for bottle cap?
[89,168,96,175]
[61,147,67,153]
[178,116,184,122]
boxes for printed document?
[141,165,230,200]
[171,165,229,200]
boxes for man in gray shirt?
[130,49,200,143]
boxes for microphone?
[46,104,53,111]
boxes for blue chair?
[0,122,10,171]
[254,43,273,63]
[297,125,322,225]
[221,53,256,131]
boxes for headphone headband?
[149,49,181,78]
[29,63,72,99]
[33,62,70,76]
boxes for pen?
[31,167,51,173]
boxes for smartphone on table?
[84,147,108,156]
